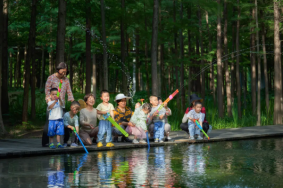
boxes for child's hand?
[135,103,141,109]
[153,111,159,117]
[128,122,134,127]
[89,124,95,129]
[144,130,148,133]
[69,127,74,131]
[164,102,168,108]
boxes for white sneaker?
[154,139,159,143]
[197,135,203,140]
[159,140,164,143]
[167,136,172,140]
[139,140,147,144]
[132,139,139,144]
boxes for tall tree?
[255,0,261,125]
[22,0,37,123]
[273,0,282,124]
[180,3,185,110]
[121,0,127,94]
[1,0,8,114]
[55,0,66,64]
[40,46,45,89]
[69,37,73,89]
[100,0,108,90]
[135,31,141,92]
[217,0,224,118]
[0,0,6,134]
[151,0,159,96]
[236,0,242,119]
[92,54,96,95]
[251,3,256,115]
[198,6,205,102]
[187,6,192,101]
[85,0,91,94]
[31,48,36,119]
[224,0,232,117]
[261,14,269,112]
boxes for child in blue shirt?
[63,101,80,147]
[47,88,64,149]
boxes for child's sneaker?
[49,143,56,149]
[70,143,78,147]
[63,143,68,147]
[97,142,103,147]
[139,139,147,144]
[167,136,172,140]
[197,135,203,140]
[106,142,114,147]
[132,139,139,144]
[57,143,64,148]
[159,140,164,143]
[154,139,159,143]
[189,137,195,140]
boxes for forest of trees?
[0,0,282,134]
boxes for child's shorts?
[48,119,64,136]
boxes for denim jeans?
[154,121,165,140]
[188,122,200,138]
[97,120,112,143]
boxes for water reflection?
[0,138,283,188]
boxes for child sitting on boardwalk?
[147,95,166,143]
[185,101,205,140]
[127,103,152,144]
[63,101,80,147]
[96,90,115,147]
[47,88,64,149]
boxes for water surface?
[1,138,283,188]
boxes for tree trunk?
[261,16,269,112]
[69,37,73,89]
[251,4,256,115]
[85,0,91,94]
[40,46,45,89]
[198,6,205,102]
[223,1,232,117]
[144,2,150,97]
[231,9,235,104]
[217,0,224,118]
[1,0,8,114]
[273,0,282,124]
[187,6,192,101]
[55,0,66,65]
[151,0,159,96]
[15,46,20,88]
[121,0,127,94]
[31,48,36,119]
[135,31,141,92]
[0,0,7,134]
[255,0,261,126]
[22,0,37,123]
[236,0,242,119]
[92,53,96,96]
[9,52,13,87]
[180,3,185,110]
[173,0,180,105]
[100,0,108,90]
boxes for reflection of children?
[47,157,65,187]
[63,101,80,147]
[97,151,113,185]
[186,102,205,140]
[147,96,166,143]
[47,88,64,149]
[127,103,152,144]
[96,90,115,147]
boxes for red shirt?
[185,107,208,124]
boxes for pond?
[1,137,283,188]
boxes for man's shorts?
[47,119,64,136]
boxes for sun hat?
[114,93,131,102]
[189,94,203,104]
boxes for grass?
[3,89,275,137]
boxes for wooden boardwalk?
[0,125,282,158]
